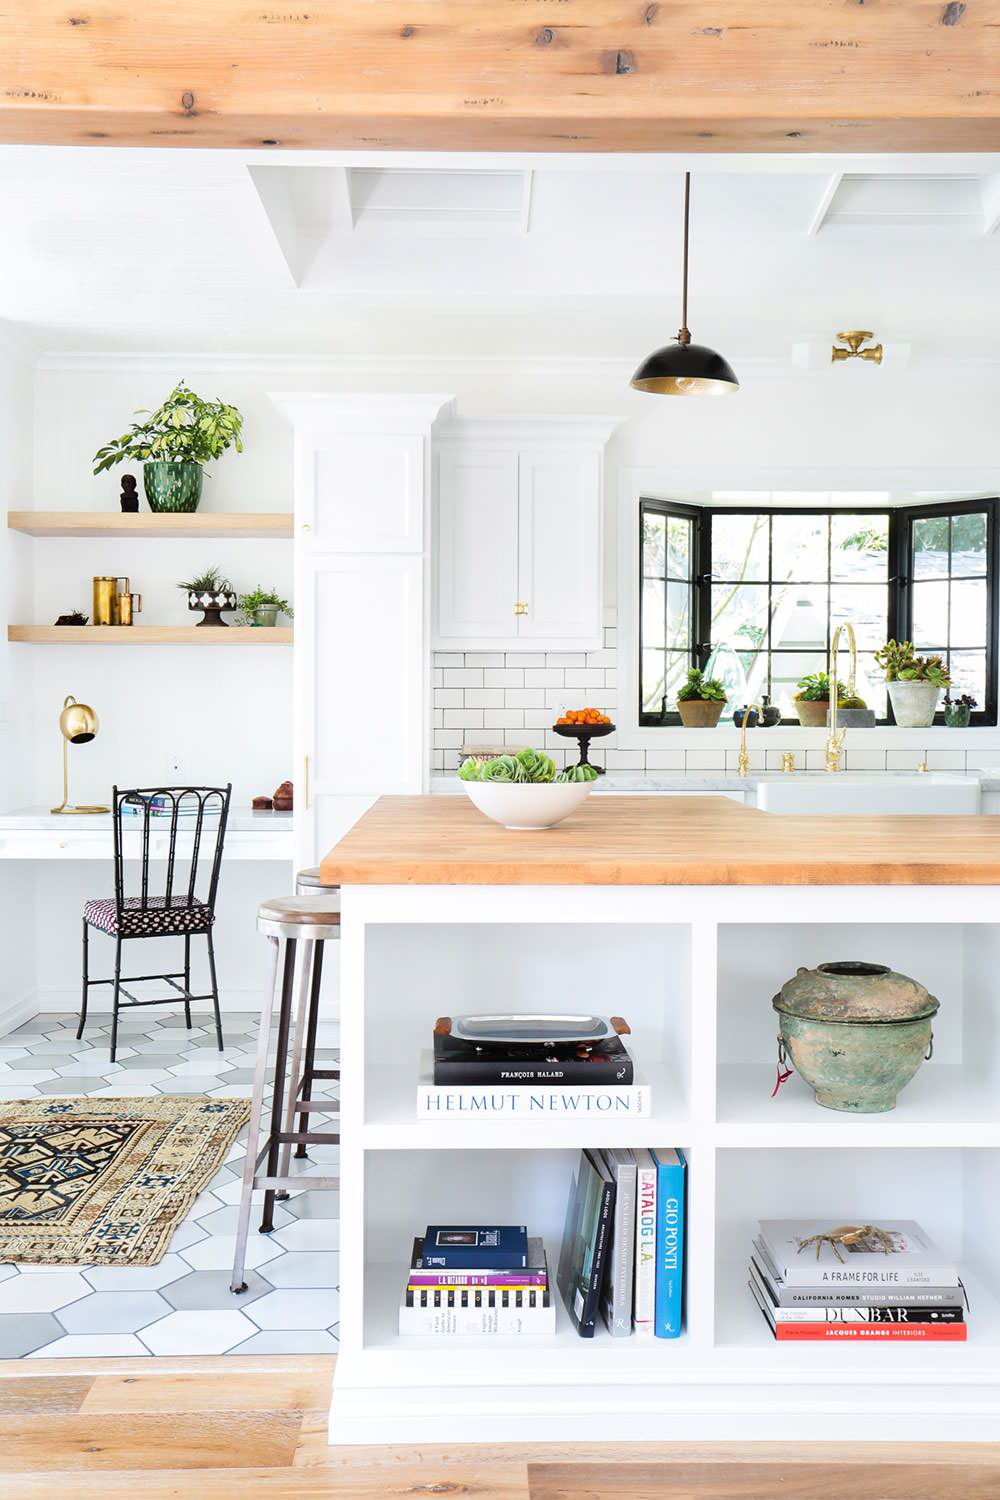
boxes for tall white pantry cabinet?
[274,393,454,872]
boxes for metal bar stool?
[293,869,339,1159]
[230,894,340,1294]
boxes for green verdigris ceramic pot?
[143,461,203,513]
[773,961,938,1113]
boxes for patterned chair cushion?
[84,896,215,938]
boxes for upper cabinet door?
[436,448,519,641]
[515,450,601,647]
[305,432,425,553]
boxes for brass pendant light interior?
[630,172,739,397]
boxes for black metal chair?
[77,784,232,1062]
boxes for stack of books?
[750,1219,967,1342]
[398,1225,555,1335]
[417,1012,650,1121]
[558,1146,686,1339]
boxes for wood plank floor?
[1,1356,999,1498]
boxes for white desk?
[0,807,295,861]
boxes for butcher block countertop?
[319,795,1000,887]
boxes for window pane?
[710,583,770,660]
[854,654,888,719]
[829,584,889,652]
[951,512,988,577]
[642,577,664,645]
[949,650,986,706]
[711,513,769,581]
[831,514,890,581]
[912,516,951,579]
[772,651,826,717]
[642,512,666,579]
[704,644,750,710]
[950,578,987,647]
[666,581,691,652]
[771,513,827,581]
[664,651,690,707]
[911,580,950,649]
[667,515,692,580]
[641,649,667,715]
[771,584,828,655]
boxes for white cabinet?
[433,418,617,651]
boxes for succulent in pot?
[93,380,244,514]
[875,640,950,728]
[944,692,977,729]
[237,587,293,628]
[793,671,836,728]
[178,567,238,627]
[676,668,727,728]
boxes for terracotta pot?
[677,698,725,728]
[794,698,829,727]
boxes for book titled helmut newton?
[758,1220,959,1288]
[416,1055,650,1120]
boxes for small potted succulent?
[875,640,950,728]
[830,689,875,730]
[178,566,238,627]
[944,692,977,728]
[793,672,836,728]
[238,587,293,628]
[676,668,728,727]
[93,380,244,514]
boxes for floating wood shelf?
[7,511,293,538]
[8,626,293,645]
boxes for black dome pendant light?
[630,172,739,396]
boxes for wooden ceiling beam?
[2,1,1000,153]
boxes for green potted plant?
[874,640,950,728]
[832,689,876,730]
[944,692,977,728]
[178,566,238,627]
[793,671,837,728]
[676,668,728,727]
[238,586,293,628]
[93,380,245,514]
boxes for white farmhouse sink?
[756,774,981,816]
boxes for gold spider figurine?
[796,1224,900,1262]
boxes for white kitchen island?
[320,794,1000,1445]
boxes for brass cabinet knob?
[513,602,529,617]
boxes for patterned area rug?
[0,1096,250,1266]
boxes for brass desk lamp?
[51,695,109,814]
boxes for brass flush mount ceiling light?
[630,172,739,397]
[832,330,883,365]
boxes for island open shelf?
[325,797,1000,1445]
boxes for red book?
[771,1322,967,1342]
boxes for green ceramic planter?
[143,461,203,513]
[773,960,939,1113]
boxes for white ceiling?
[2,147,1000,360]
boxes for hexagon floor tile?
[0,1011,340,1359]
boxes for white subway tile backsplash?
[462,729,506,748]
[725,749,764,772]
[433,709,444,728]
[443,749,461,770]
[603,750,644,769]
[506,688,547,708]
[685,749,726,770]
[441,669,484,689]
[644,749,686,770]
[443,709,485,728]
[604,627,617,648]
[491,709,526,729]
[433,669,444,687]
[925,750,967,770]
[505,653,545,668]
[432,750,444,770]
[886,750,927,770]
[485,668,524,688]
[546,653,587,669]
[586,649,616,668]
[434,653,465,667]
[434,688,464,708]
[550,688,587,711]
[524,669,565,687]
[523,708,552,729]
[466,652,505,668]
[564,669,601,689]
[843,748,886,770]
[465,688,505,709]
[434,729,464,749]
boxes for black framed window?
[639,497,998,726]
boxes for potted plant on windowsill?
[875,640,950,728]
[944,692,977,728]
[676,669,728,728]
[93,380,244,514]
[237,587,293,628]
[793,672,836,728]
[830,691,876,730]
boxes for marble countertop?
[430,770,1000,793]
[0,806,294,832]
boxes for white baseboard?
[0,993,40,1037]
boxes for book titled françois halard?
[758,1220,959,1288]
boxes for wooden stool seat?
[257,895,341,941]
[295,866,339,891]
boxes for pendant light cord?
[678,171,692,348]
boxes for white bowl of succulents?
[458,748,596,830]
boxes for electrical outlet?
[164,754,186,785]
